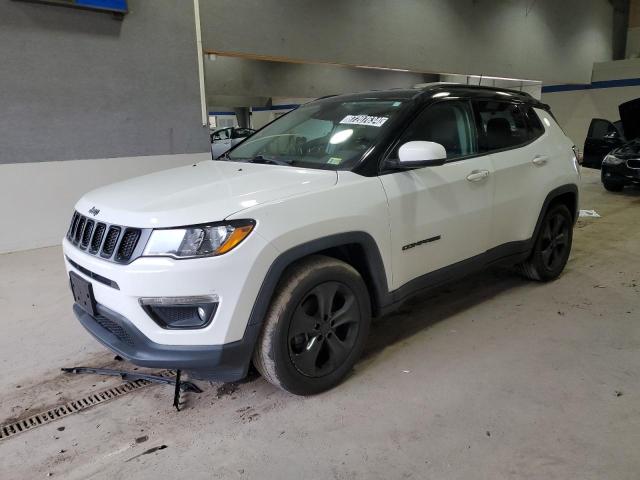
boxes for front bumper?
[74,302,260,381]
[62,232,276,346]
[601,162,640,185]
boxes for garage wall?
[0,153,210,254]
[0,0,209,165]
[627,0,640,57]
[0,0,211,253]
[205,56,432,102]
[440,74,542,99]
[200,0,613,85]
[542,59,640,148]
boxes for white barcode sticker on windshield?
[340,115,389,127]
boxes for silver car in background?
[210,127,255,158]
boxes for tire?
[603,181,624,192]
[517,204,573,282]
[253,255,371,395]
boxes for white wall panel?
[0,154,210,254]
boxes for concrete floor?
[1,168,639,479]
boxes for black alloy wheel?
[252,255,371,395]
[539,211,570,272]
[516,203,573,281]
[288,281,360,377]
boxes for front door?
[583,118,624,168]
[379,100,494,290]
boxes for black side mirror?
[604,131,619,140]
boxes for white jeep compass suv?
[63,85,580,395]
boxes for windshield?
[222,99,406,170]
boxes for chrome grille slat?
[101,226,121,258]
[67,212,79,240]
[80,220,94,249]
[74,217,86,244]
[116,228,141,262]
[89,223,107,253]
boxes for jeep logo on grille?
[88,206,100,216]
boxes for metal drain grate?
[0,370,175,441]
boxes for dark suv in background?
[582,98,640,191]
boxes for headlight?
[603,153,624,166]
[143,220,255,258]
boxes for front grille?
[89,223,106,253]
[67,212,80,239]
[66,211,149,264]
[627,159,640,169]
[101,226,121,257]
[116,228,141,262]
[74,217,85,243]
[80,220,94,248]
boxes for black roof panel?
[315,83,546,108]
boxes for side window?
[476,101,530,152]
[395,101,477,160]
[526,107,545,140]
[613,120,626,141]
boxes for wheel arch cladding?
[533,184,579,242]
[550,190,578,223]
[247,232,389,327]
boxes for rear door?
[379,99,494,290]
[474,100,551,248]
[583,118,624,168]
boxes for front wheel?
[253,255,371,395]
[517,204,573,281]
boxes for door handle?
[466,169,490,182]
[532,155,549,166]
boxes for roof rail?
[417,82,533,98]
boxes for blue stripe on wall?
[542,77,640,94]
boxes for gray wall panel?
[200,0,613,86]
[0,0,210,164]
[204,56,434,102]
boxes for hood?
[619,98,640,141]
[75,161,337,228]
[612,138,640,159]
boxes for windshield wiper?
[245,155,292,166]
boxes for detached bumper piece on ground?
[61,367,203,411]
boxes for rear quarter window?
[525,107,545,140]
[476,101,529,152]
[475,101,546,152]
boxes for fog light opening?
[139,295,218,329]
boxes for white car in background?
[210,127,255,158]
[63,84,580,395]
